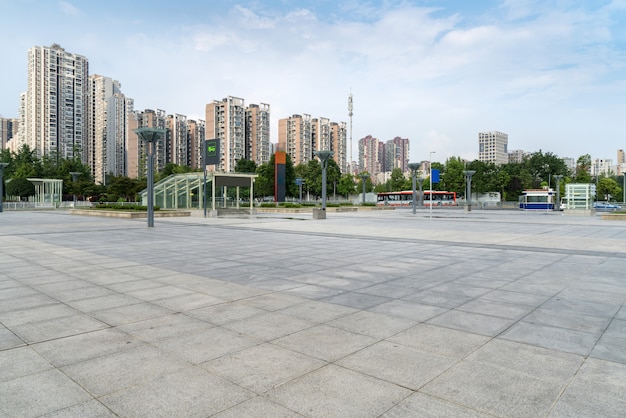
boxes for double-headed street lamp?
[314,150,334,211]
[134,127,166,228]
[0,163,8,213]
[69,171,81,207]
[359,173,369,205]
[554,175,563,211]
[408,163,421,215]
[463,170,476,211]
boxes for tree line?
[1,145,623,202]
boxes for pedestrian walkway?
[1,209,625,417]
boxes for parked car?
[593,202,622,211]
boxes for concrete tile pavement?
[0,208,625,417]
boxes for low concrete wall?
[601,213,626,220]
[69,209,191,218]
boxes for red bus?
[376,190,457,207]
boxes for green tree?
[337,173,357,197]
[389,168,406,191]
[235,159,257,174]
[106,176,144,201]
[597,177,622,201]
[5,178,35,200]
[574,154,592,183]
[254,162,273,199]
[440,157,464,195]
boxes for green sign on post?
[205,139,220,166]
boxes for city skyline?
[0,0,624,164]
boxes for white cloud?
[59,1,80,16]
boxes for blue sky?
[1,0,625,164]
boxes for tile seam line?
[200,223,626,259]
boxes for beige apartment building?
[126,109,167,179]
[278,114,347,172]
[245,103,271,167]
[359,135,381,177]
[278,114,313,166]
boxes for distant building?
[478,131,508,165]
[591,158,613,177]
[562,157,576,175]
[382,136,409,173]
[278,114,312,166]
[205,97,270,172]
[127,109,168,179]
[245,103,271,167]
[508,149,525,164]
[0,117,18,150]
[278,113,347,172]
[87,74,129,184]
[187,119,205,170]
[359,135,382,178]
[617,149,625,175]
[23,44,89,160]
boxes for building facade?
[126,109,168,179]
[278,114,312,166]
[205,96,245,172]
[23,44,88,160]
[478,131,508,165]
[87,74,127,184]
[359,135,381,178]
[382,136,409,173]
[245,103,271,166]
[508,149,525,164]
[278,114,347,172]
[0,117,18,150]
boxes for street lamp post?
[359,173,369,205]
[429,151,436,219]
[554,175,563,211]
[417,176,425,208]
[0,163,8,213]
[69,171,80,207]
[408,163,421,215]
[463,170,476,211]
[296,178,304,204]
[623,172,626,206]
[134,127,166,228]
[314,150,334,211]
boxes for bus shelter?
[27,178,63,206]
[139,172,257,211]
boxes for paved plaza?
[1,208,625,417]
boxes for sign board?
[431,169,440,183]
[204,139,220,166]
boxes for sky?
[1,0,625,164]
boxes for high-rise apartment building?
[23,44,88,160]
[330,121,347,173]
[245,103,271,166]
[0,117,18,150]
[87,74,128,184]
[188,119,205,170]
[205,96,246,172]
[278,114,347,172]
[382,136,409,173]
[278,114,312,166]
[167,114,189,167]
[478,131,508,165]
[126,109,167,179]
[359,135,381,178]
